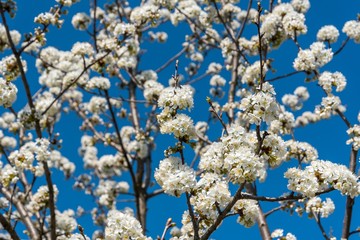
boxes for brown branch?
[313,212,330,240]
[155,47,187,73]
[265,70,303,82]
[0,213,20,240]
[334,37,350,56]
[200,184,245,240]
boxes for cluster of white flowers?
[85,96,108,114]
[240,61,268,86]
[158,113,196,140]
[318,71,346,94]
[27,185,59,213]
[105,210,150,240]
[293,42,333,71]
[271,228,297,240]
[130,4,160,26]
[113,22,136,36]
[342,20,360,43]
[0,24,21,52]
[94,180,129,208]
[48,150,76,178]
[206,62,222,75]
[282,11,307,39]
[317,25,340,43]
[34,91,62,127]
[158,85,194,111]
[346,124,360,150]
[284,140,318,163]
[71,12,91,30]
[232,199,259,228]
[190,173,231,220]
[0,164,19,187]
[282,86,309,111]
[0,77,17,107]
[52,209,78,236]
[200,124,286,184]
[56,0,79,6]
[157,85,196,140]
[86,76,111,90]
[170,0,201,26]
[295,111,320,126]
[148,31,168,43]
[37,46,88,95]
[285,160,360,198]
[291,0,310,13]
[268,107,295,135]
[239,83,279,125]
[305,197,335,218]
[0,55,27,81]
[315,95,342,119]
[34,12,63,26]
[154,156,196,197]
[71,42,94,56]
[260,2,308,46]
[143,80,164,101]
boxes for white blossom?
[0,78,17,107]
[293,42,333,71]
[346,124,360,150]
[343,20,360,43]
[105,210,150,240]
[71,12,91,30]
[305,197,335,218]
[317,25,339,43]
[154,156,196,197]
[318,71,346,94]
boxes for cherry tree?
[0,0,359,239]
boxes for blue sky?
[2,0,360,239]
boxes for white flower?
[154,156,196,197]
[190,173,231,220]
[56,0,79,6]
[241,61,268,85]
[113,23,136,36]
[318,71,346,94]
[143,80,164,101]
[305,197,335,218]
[86,96,107,114]
[282,11,307,38]
[293,42,333,71]
[158,113,196,140]
[105,210,150,240]
[27,185,59,213]
[239,91,279,125]
[71,12,91,30]
[71,42,94,56]
[0,55,27,81]
[232,199,259,228]
[346,124,360,151]
[209,75,226,86]
[0,24,21,51]
[0,78,17,107]
[52,209,77,236]
[284,140,318,163]
[86,76,111,90]
[317,25,339,43]
[343,20,360,43]
[291,0,310,13]
[206,62,222,74]
[285,160,360,198]
[158,85,194,110]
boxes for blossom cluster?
[285,160,360,198]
